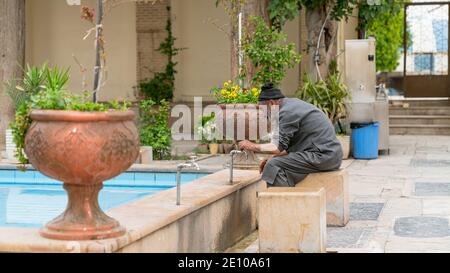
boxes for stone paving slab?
[415,183,450,196]
[226,135,450,253]
[422,199,450,215]
[393,216,450,238]
[327,227,375,248]
[350,203,385,221]
[385,236,450,253]
[376,198,423,228]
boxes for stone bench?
[257,187,327,253]
[295,169,349,227]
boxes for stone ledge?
[296,169,349,227]
[258,187,327,253]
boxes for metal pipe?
[176,166,182,206]
[230,151,234,184]
[176,156,199,206]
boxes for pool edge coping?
[0,169,262,253]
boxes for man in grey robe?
[239,83,343,187]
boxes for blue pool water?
[0,170,208,228]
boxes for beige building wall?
[171,0,230,102]
[280,17,300,97]
[171,0,301,102]
[25,0,137,102]
[136,0,169,82]
[24,0,357,103]
[338,9,359,81]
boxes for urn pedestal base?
[39,183,126,241]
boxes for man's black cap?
[258,82,285,101]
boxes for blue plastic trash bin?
[351,122,379,159]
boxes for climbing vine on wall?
[139,6,184,103]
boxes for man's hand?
[238,140,257,152]
[259,159,267,174]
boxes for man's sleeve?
[274,112,300,152]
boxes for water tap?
[229,150,248,184]
[176,156,200,206]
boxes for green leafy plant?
[10,103,32,164]
[139,99,171,160]
[296,70,351,132]
[243,16,301,86]
[357,0,407,36]
[197,113,219,145]
[139,6,184,103]
[268,0,356,30]
[4,64,47,109]
[210,80,261,104]
[267,0,355,79]
[9,65,130,165]
[365,2,408,72]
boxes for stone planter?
[209,143,219,155]
[24,110,140,240]
[140,146,153,164]
[221,143,234,154]
[337,135,350,159]
[216,104,266,169]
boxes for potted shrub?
[9,66,139,240]
[197,113,220,155]
[139,99,171,161]
[296,70,352,159]
[209,142,220,155]
[210,80,262,168]
[4,64,47,162]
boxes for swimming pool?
[0,169,208,228]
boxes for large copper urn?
[216,104,268,170]
[24,110,140,240]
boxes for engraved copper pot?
[216,104,268,170]
[24,110,140,241]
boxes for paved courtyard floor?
[228,135,450,253]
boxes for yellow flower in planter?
[210,80,260,104]
[252,87,260,97]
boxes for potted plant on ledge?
[296,70,352,159]
[197,113,220,155]
[9,66,139,240]
[210,80,262,168]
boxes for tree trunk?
[0,0,26,149]
[241,0,270,85]
[305,6,338,81]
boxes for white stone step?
[390,98,450,107]
[390,124,450,135]
[389,106,450,116]
[390,115,450,125]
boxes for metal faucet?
[229,150,247,184]
[176,156,200,206]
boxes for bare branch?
[72,54,88,90]
[205,18,231,38]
